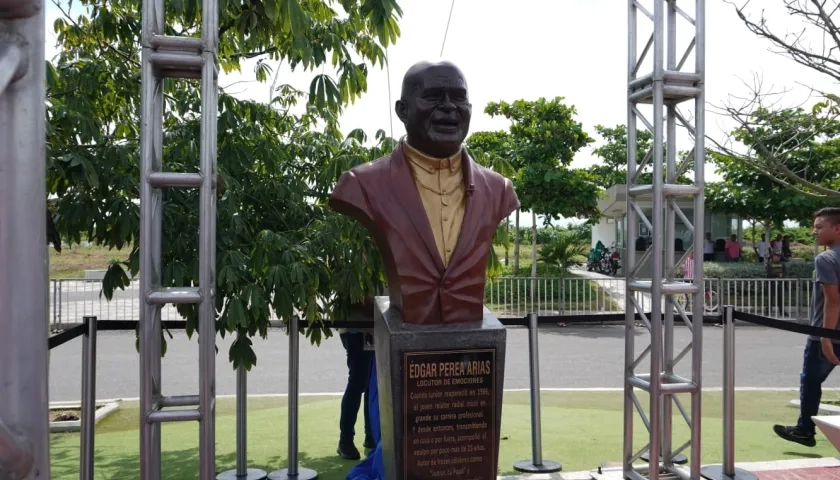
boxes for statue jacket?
[328,143,519,325]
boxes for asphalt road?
[48,324,831,402]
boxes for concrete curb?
[788,399,840,415]
[49,400,121,433]
[499,457,840,479]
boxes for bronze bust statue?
[329,61,519,325]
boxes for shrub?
[703,261,814,280]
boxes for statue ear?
[395,100,408,123]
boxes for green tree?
[47,0,403,369]
[538,233,588,277]
[589,124,653,189]
[708,108,836,233]
[588,123,696,190]
[485,98,601,222]
[484,97,601,278]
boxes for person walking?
[337,300,376,460]
[773,207,840,446]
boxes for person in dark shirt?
[773,208,840,446]
[782,235,792,261]
[766,252,787,316]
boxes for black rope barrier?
[48,323,88,350]
[49,312,703,337]
[732,310,840,341]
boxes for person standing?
[703,232,715,262]
[755,234,768,263]
[337,300,375,460]
[773,207,840,446]
[765,251,787,316]
[725,234,741,262]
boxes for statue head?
[395,61,472,158]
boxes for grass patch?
[49,391,837,479]
[49,244,129,279]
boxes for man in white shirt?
[703,232,714,262]
[755,235,768,263]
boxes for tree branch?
[726,0,840,82]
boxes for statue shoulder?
[468,159,519,221]
[329,153,392,220]
[469,159,511,187]
[346,153,391,181]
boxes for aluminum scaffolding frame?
[624,1,705,480]
[0,1,50,478]
[138,0,219,475]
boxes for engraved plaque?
[403,349,496,480]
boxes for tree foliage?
[588,124,695,190]
[484,98,601,222]
[719,1,840,199]
[47,0,403,369]
[465,130,517,178]
[707,107,837,225]
[588,124,652,189]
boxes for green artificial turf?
[49,391,840,479]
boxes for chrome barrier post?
[80,315,97,480]
[218,333,267,480]
[514,312,562,473]
[268,316,318,480]
[701,306,757,480]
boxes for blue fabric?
[797,339,840,434]
[345,355,385,480]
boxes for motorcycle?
[587,241,621,276]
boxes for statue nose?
[438,102,456,112]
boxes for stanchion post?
[268,315,318,480]
[701,306,757,480]
[513,312,562,473]
[80,315,97,480]
[218,334,267,480]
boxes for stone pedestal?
[373,296,506,480]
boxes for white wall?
[592,218,616,249]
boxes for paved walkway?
[49,324,840,401]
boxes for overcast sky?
[43,1,835,226]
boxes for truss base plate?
[217,468,268,480]
[640,451,688,465]
[267,468,318,480]
[700,465,759,480]
[513,459,562,473]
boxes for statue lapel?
[390,144,446,273]
[446,153,481,271]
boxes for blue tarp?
[345,356,385,480]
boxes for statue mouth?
[431,118,460,131]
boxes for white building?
[592,184,743,276]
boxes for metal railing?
[47,276,816,328]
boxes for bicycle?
[674,284,719,313]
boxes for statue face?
[397,64,472,157]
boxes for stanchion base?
[700,465,758,480]
[640,451,688,465]
[267,468,318,480]
[513,459,562,473]
[217,468,268,480]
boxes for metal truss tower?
[138,0,219,475]
[624,1,705,479]
[0,1,50,478]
